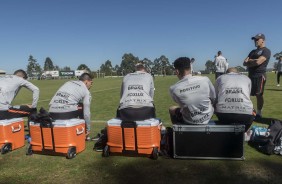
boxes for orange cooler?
[29,119,85,159]
[0,118,25,154]
[104,118,161,159]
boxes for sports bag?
[250,119,282,155]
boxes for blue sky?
[0,0,281,74]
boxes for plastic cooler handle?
[76,127,84,135]
[11,124,21,132]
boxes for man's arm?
[149,76,154,98]
[21,79,39,108]
[243,56,267,67]
[208,79,216,105]
[83,92,91,132]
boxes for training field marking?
[37,87,120,103]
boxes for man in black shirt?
[243,33,271,118]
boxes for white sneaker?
[277,84,280,87]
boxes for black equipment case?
[173,124,245,160]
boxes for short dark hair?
[173,57,191,76]
[14,69,28,79]
[218,51,222,56]
[79,73,93,81]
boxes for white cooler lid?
[30,118,85,127]
[107,118,160,126]
[0,118,23,126]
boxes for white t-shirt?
[214,55,228,73]
[215,72,253,115]
[119,71,154,109]
[49,80,92,128]
[170,75,216,124]
[0,75,39,111]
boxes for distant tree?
[77,64,91,72]
[141,58,153,73]
[205,60,214,73]
[100,60,113,76]
[53,65,60,71]
[43,57,54,71]
[62,66,71,71]
[120,53,139,75]
[152,55,170,76]
[26,55,42,77]
[273,51,282,60]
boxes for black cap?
[251,33,265,40]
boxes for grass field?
[1,73,282,184]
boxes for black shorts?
[0,105,37,120]
[49,110,84,120]
[49,103,84,120]
[216,113,255,131]
[250,75,266,96]
[116,106,156,121]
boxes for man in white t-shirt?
[117,63,155,121]
[169,57,216,125]
[214,51,228,79]
[215,67,255,131]
[0,69,39,120]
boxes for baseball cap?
[251,33,265,40]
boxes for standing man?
[215,68,255,131]
[169,57,216,125]
[243,33,271,119]
[117,63,155,121]
[49,73,93,140]
[0,69,39,120]
[214,51,228,79]
[276,54,282,87]
[190,58,195,75]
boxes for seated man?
[0,69,39,120]
[169,57,216,125]
[215,67,255,131]
[49,73,93,140]
[117,63,155,121]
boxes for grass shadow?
[81,154,282,184]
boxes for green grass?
[1,73,282,184]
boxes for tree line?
[26,52,280,78]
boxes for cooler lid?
[0,118,24,126]
[107,118,160,126]
[30,118,85,127]
[173,124,245,133]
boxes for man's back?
[49,80,91,113]
[0,75,39,111]
[170,75,215,124]
[215,55,228,73]
[119,71,154,109]
[215,73,253,115]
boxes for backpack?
[30,107,54,127]
[250,119,282,155]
